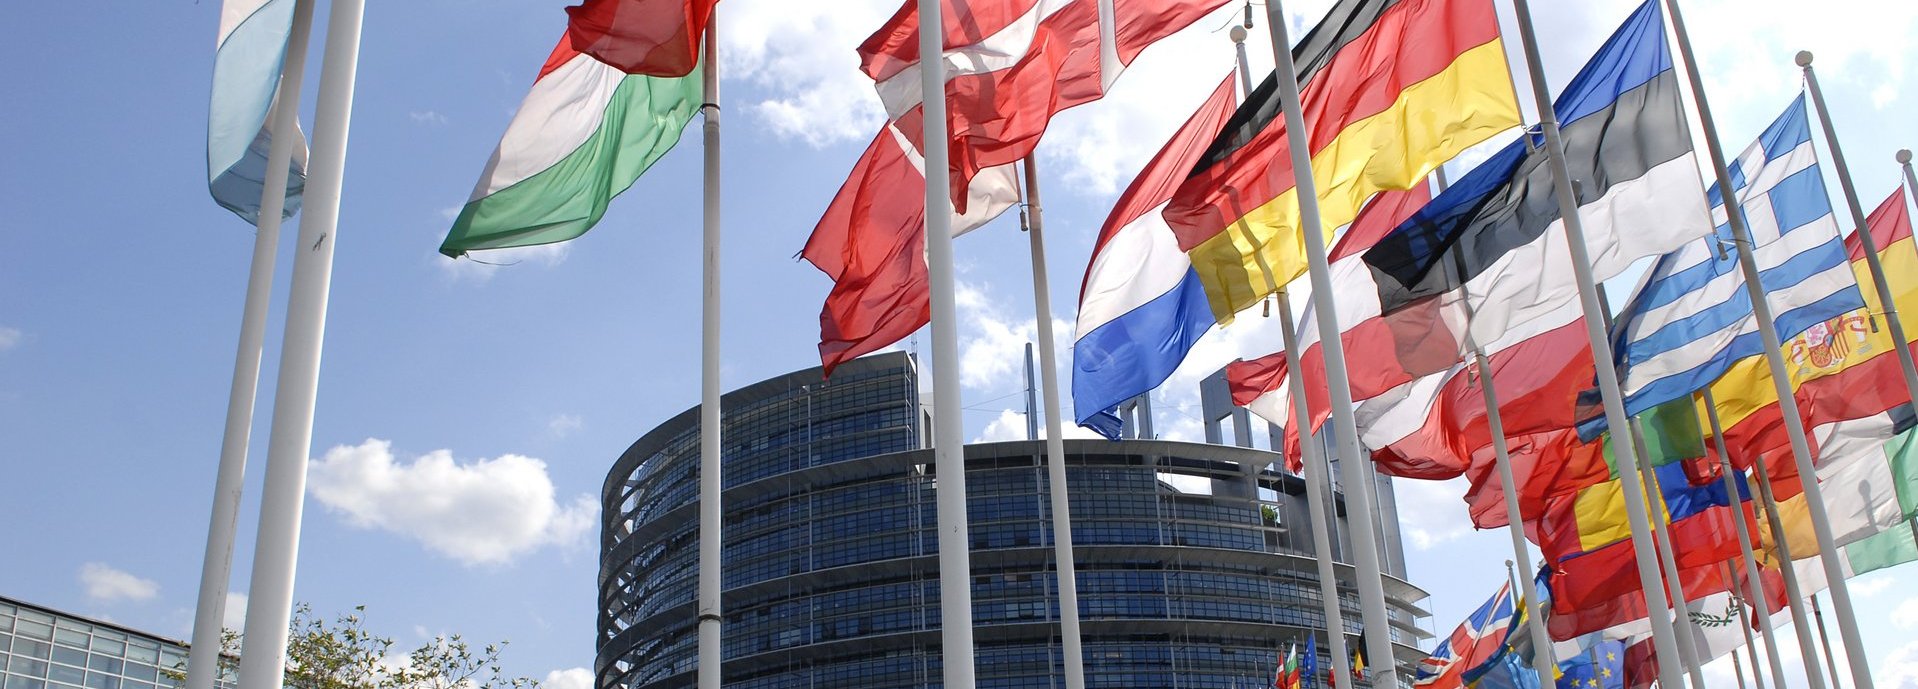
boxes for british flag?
[1413,583,1518,689]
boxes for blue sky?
[2,0,1916,687]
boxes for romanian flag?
[1162,0,1520,321]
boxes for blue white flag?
[1584,94,1864,437]
[209,0,307,224]
[1416,582,1518,689]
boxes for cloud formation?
[307,439,594,566]
[79,563,159,603]
[0,327,21,352]
[543,668,593,689]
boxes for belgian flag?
[1162,0,1521,322]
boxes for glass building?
[598,352,1432,689]
[0,596,233,689]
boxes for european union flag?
[1556,640,1625,689]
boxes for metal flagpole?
[1475,341,1559,683]
[1228,22,1350,689]
[1506,2,1686,685]
[1732,648,1750,689]
[1902,150,1918,559]
[1810,595,1846,689]
[1661,3,1875,685]
[231,0,364,687]
[1259,4,1399,685]
[1017,156,1087,689]
[917,0,978,685]
[1799,53,1918,409]
[1726,562,1768,689]
[696,25,725,689]
[186,2,314,688]
[1024,343,1038,440]
[1706,389,1790,689]
[1750,454,1832,689]
[1630,426,1706,689]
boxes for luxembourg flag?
[207,0,307,224]
[1072,74,1234,437]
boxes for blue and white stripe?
[1072,208,1213,438]
[1600,95,1863,428]
[208,0,306,224]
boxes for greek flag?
[1587,94,1864,436]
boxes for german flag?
[1162,0,1520,322]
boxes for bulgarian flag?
[1275,644,1301,689]
[440,32,702,257]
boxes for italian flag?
[1275,644,1301,689]
[439,37,701,258]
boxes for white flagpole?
[917,1,978,686]
[231,0,364,687]
[1016,156,1086,689]
[1660,4,1874,685]
[1750,454,1833,689]
[1732,648,1751,689]
[1226,23,1351,689]
[1630,428,1706,689]
[1811,594,1847,689]
[1705,390,1791,689]
[1257,5,1399,686]
[1506,2,1686,685]
[186,2,314,688]
[1799,54,1918,409]
[696,24,724,689]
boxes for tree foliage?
[167,604,538,689]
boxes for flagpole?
[231,0,363,687]
[1725,562,1767,689]
[1810,595,1845,689]
[917,0,978,686]
[1506,2,1686,686]
[695,23,725,689]
[1475,340,1559,684]
[1258,5,1399,686]
[1731,649,1750,689]
[1660,3,1875,685]
[1705,390,1790,689]
[1017,156,1087,689]
[1629,426,1706,689]
[1230,22,1351,689]
[1798,53,1918,412]
[186,2,313,688]
[1750,454,1832,689]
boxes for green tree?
[167,605,538,689]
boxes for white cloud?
[1851,573,1896,597]
[1390,477,1474,550]
[0,326,21,352]
[408,110,448,126]
[306,439,595,566]
[1882,638,1918,689]
[718,0,894,148]
[79,563,159,603]
[1895,596,1918,629]
[436,243,572,282]
[223,592,248,631]
[954,281,1074,396]
[973,409,1106,444]
[547,413,584,438]
[542,668,593,689]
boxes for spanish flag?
[1162,0,1521,321]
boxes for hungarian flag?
[440,38,701,257]
[564,0,719,77]
[1164,0,1521,322]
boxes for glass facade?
[0,598,233,689]
[599,352,1431,689]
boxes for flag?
[563,0,719,77]
[440,39,702,257]
[1591,94,1865,436]
[1164,0,1520,321]
[1846,519,1918,575]
[1304,635,1320,689]
[1363,0,1712,381]
[801,128,1019,374]
[208,0,307,223]
[865,0,1227,214]
[1276,643,1302,689]
[1072,74,1238,436]
[1415,583,1518,689]
[1755,419,1918,564]
[1554,640,1625,689]
[805,0,1224,373]
[1710,185,1918,470]
[1462,393,1703,531]
[1462,649,1540,689]
[1352,633,1368,680]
